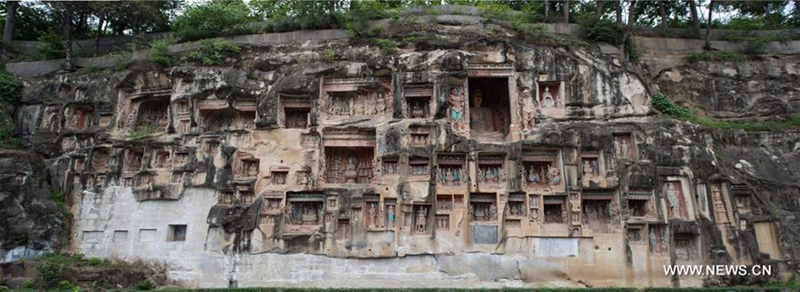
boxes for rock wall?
[0,150,64,262]
[4,21,800,288]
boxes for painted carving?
[519,88,536,131]
[448,84,466,134]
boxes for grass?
[128,125,157,140]
[686,51,744,63]
[652,92,800,131]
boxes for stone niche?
[410,203,432,234]
[63,104,94,131]
[384,198,398,229]
[469,193,498,223]
[39,106,60,132]
[662,177,695,220]
[627,224,647,245]
[468,77,511,141]
[233,153,260,180]
[521,150,563,193]
[321,77,392,118]
[710,182,733,224]
[613,133,637,159]
[408,156,430,178]
[90,147,110,173]
[537,79,566,117]
[284,192,325,235]
[133,98,170,131]
[628,188,656,221]
[436,154,467,189]
[403,85,434,119]
[279,94,311,129]
[407,125,431,147]
[269,165,290,185]
[730,183,753,215]
[649,224,670,256]
[172,99,191,134]
[543,195,568,224]
[321,129,376,185]
[202,108,254,132]
[674,233,701,261]
[506,192,527,218]
[581,152,607,189]
[363,194,382,229]
[381,156,399,176]
[123,148,144,173]
[581,191,615,232]
[151,147,171,169]
[476,154,506,189]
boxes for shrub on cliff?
[148,37,176,67]
[187,39,241,66]
[0,68,22,105]
[652,92,692,119]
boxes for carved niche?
[284,192,325,234]
[477,154,506,187]
[322,77,392,118]
[280,94,311,129]
[521,150,563,192]
[64,104,94,130]
[437,154,467,188]
[403,85,433,119]
[321,129,376,184]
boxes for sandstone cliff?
[1,16,799,289]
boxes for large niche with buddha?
[468,78,511,141]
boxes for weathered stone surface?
[0,150,64,262]
[2,20,800,289]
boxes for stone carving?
[448,85,466,134]
[415,206,428,233]
[614,134,634,157]
[539,85,562,109]
[328,91,387,116]
[438,155,467,186]
[664,181,689,219]
[519,88,536,131]
[470,89,502,139]
[582,158,600,180]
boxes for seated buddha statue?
[469,89,503,140]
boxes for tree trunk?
[65,3,74,71]
[94,14,105,57]
[131,11,140,51]
[622,0,637,60]
[704,0,714,50]
[545,0,549,19]
[563,0,570,23]
[658,0,667,29]
[689,0,700,38]
[616,0,622,24]
[597,0,606,16]
[3,1,18,44]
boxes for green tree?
[174,0,255,41]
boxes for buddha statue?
[469,89,497,133]
[343,155,358,183]
[541,86,555,108]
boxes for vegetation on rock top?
[652,92,800,131]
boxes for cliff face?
[2,22,799,288]
[0,150,64,262]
